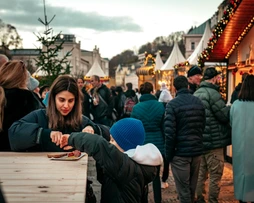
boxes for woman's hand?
[60,134,70,148]
[82,126,94,134]
[50,131,62,146]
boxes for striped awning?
[136,66,154,76]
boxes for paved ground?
[87,157,237,203]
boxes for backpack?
[124,97,136,116]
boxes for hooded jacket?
[68,132,163,203]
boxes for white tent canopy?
[86,58,106,77]
[154,52,164,71]
[160,41,186,71]
[32,67,48,77]
[187,21,212,65]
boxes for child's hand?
[82,126,94,134]
[60,134,70,148]
[50,131,62,146]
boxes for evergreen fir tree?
[35,0,73,85]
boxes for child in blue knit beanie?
[55,118,163,203]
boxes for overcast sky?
[0,0,223,59]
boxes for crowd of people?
[0,53,254,203]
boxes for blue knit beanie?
[110,118,145,151]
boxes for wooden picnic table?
[0,152,88,203]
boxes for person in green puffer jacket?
[194,67,231,203]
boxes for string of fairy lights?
[197,0,254,67]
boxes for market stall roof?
[160,41,185,71]
[85,59,106,77]
[200,0,254,63]
[136,66,154,75]
[154,52,164,71]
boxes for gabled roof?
[187,20,209,35]
[199,0,254,63]
[154,52,164,71]
[85,59,106,77]
[160,42,186,70]
[187,22,212,65]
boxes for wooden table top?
[0,152,88,203]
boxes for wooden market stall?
[84,58,109,86]
[136,54,156,89]
[196,0,254,161]
[160,41,186,96]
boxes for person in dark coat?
[194,67,231,203]
[54,118,163,203]
[230,72,248,104]
[77,77,91,118]
[0,60,42,151]
[187,65,203,94]
[164,76,205,203]
[90,75,114,126]
[114,86,126,120]
[131,82,165,203]
[124,82,138,102]
[8,75,101,152]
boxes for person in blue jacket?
[8,75,101,152]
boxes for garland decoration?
[174,61,189,69]
[197,0,243,67]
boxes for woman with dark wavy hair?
[230,74,254,203]
[9,75,101,202]
[9,75,101,152]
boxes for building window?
[191,42,195,50]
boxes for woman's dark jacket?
[8,109,100,152]
[0,88,42,151]
[90,84,113,119]
[114,93,126,120]
[194,81,231,151]
[81,87,91,118]
[68,132,157,203]
[164,88,205,162]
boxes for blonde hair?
[0,60,28,89]
[47,75,83,130]
[0,60,28,131]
